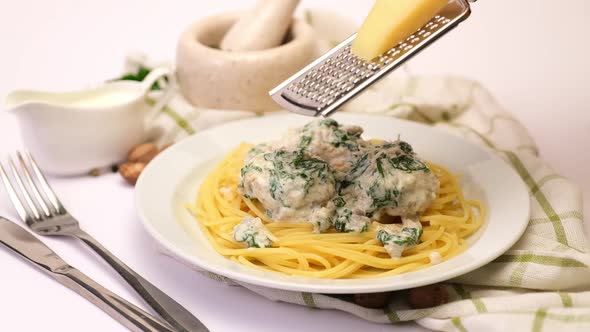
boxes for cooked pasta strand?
[186,143,486,279]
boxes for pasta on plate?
[186,119,484,279]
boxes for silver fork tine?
[0,164,32,223]
[24,151,66,214]
[5,152,207,331]
[17,152,52,218]
[8,158,42,221]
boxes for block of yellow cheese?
[351,0,448,61]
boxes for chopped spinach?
[242,232,264,248]
[377,226,422,248]
[239,163,262,194]
[380,142,396,149]
[333,208,352,232]
[301,119,361,152]
[339,152,370,191]
[292,152,333,195]
[248,144,270,158]
[375,153,388,178]
[268,172,284,202]
[367,181,400,211]
[399,141,413,154]
[389,155,429,173]
[332,196,346,208]
[401,226,423,243]
[298,135,312,150]
[313,216,333,233]
[240,164,262,178]
[333,208,369,233]
[233,219,273,248]
[241,149,335,206]
[330,129,360,151]
[319,118,338,128]
[357,221,369,233]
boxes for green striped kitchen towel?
[122,9,590,332]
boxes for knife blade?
[0,217,174,332]
[0,216,71,272]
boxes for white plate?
[135,113,529,294]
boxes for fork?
[0,152,208,332]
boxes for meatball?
[272,119,364,177]
[239,149,337,222]
[339,140,439,218]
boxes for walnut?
[353,292,393,308]
[118,162,147,185]
[127,143,159,163]
[407,284,449,309]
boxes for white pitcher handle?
[141,67,176,122]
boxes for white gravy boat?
[4,67,174,176]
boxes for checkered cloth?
[124,9,590,332]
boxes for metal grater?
[269,0,476,117]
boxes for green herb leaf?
[115,66,165,91]
[340,153,370,192]
[389,155,428,173]
[399,141,413,154]
[368,182,400,211]
[298,135,312,150]
[333,196,346,208]
[333,208,352,232]
[377,226,422,248]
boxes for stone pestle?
[220,0,300,52]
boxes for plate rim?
[135,113,530,293]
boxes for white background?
[0,1,588,331]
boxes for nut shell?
[353,292,393,308]
[119,162,147,185]
[408,284,449,309]
[128,143,159,163]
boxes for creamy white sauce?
[310,205,335,233]
[238,119,439,257]
[240,149,336,222]
[219,186,234,200]
[67,91,137,107]
[347,215,371,233]
[342,141,438,219]
[429,251,442,265]
[375,218,422,258]
[233,216,276,248]
[384,243,405,259]
[246,119,363,178]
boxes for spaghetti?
[186,143,485,279]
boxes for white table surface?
[1,1,588,331]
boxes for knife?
[0,216,175,332]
